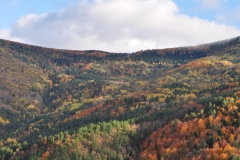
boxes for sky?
[0,0,240,53]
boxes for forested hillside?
[0,36,240,160]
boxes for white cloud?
[195,0,229,9]
[194,0,240,27]
[196,0,221,9]
[1,0,240,52]
[0,29,11,39]
[16,14,47,28]
[0,29,22,42]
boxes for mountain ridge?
[1,35,240,56]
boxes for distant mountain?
[1,36,240,66]
[0,36,240,160]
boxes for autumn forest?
[1,37,240,159]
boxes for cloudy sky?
[0,0,240,53]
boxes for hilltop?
[0,36,240,159]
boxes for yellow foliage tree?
[197,118,206,131]
[0,117,10,125]
[6,138,17,145]
[32,82,43,93]
[228,134,234,144]
[158,98,165,103]
[27,104,35,110]
[180,123,188,133]
[219,153,228,160]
